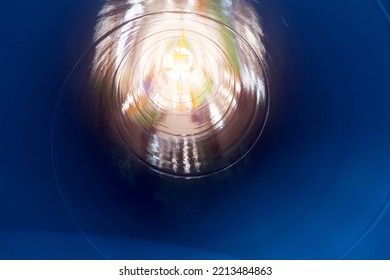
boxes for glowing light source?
[163,32,194,80]
[163,46,194,78]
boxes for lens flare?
[91,0,269,177]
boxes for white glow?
[163,47,194,80]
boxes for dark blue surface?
[1,0,390,259]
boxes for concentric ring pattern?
[91,0,268,177]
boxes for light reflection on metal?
[91,0,269,177]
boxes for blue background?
[1,0,390,259]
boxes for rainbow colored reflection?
[91,0,269,177]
